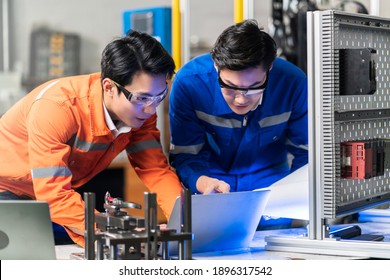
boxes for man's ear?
[102,78,114,96]
[213,63,218,73]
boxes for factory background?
[1,0,389,220]
[1,1,389,81]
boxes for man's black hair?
[101,30,175,85]
[211,19,277,71]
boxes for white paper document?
[257,164,309,220]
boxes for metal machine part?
[339,48,377,95]
[82,189,192,260]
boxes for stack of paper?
[259,164,309,220]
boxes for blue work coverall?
[169,54,308,194]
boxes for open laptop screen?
[0,201,56,260]
[167,190,270,254]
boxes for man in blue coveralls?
[169,20,308,203]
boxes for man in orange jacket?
[0,30,182,247]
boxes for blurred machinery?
[78,189,192,260]
[25,28,81,92]
[270,0,318,73]
[270,0,370,74]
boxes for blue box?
[123,7,172,54]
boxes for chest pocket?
[67,137,112,179]
[258,126,285,146]
[258,112,290,144]
[205,128,233,156]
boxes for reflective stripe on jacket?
[0,73,181,246]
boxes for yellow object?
[172,0,181,70]
[234,0,244,23]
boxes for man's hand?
[196,176,230,194]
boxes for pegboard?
[312,10,390,218]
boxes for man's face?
[218,66,268,115]
[104,72,168,128]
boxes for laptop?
[0,201,56,260]
[166,190,270,254]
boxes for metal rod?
[306,11,320,240]
[181,0,190,65]
[144,192,158,259]
[150,193,158,259]
[181,187,192,259]
[144,192,151,260]
[243,0,254,19]
[2,0,10,71]
[370,0,380,16]
[178,240,184,260]
[111,245,117,260]
[96,237,104,260]
[84,192,96,260]
[163,241,170,260]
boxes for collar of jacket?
[88,73,113,137]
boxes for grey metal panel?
[315,10,390,219]
[318,10,338,219]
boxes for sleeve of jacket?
[126,114,182,220]
[286,74,309,172]
[27,98,87,247]
[168,74,212,193]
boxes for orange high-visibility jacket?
[0,73,182,246]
